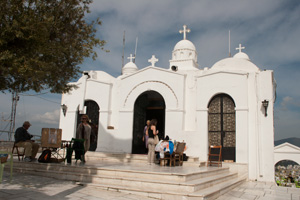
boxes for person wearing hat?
[14,121,40,162]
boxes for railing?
[0,130,41,142]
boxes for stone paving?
[1,171,300,200]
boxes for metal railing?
[0,130,41,142]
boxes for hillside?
[275,137,300,148]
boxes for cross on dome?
[148,55,158,67]
[127,54,135,62]
[236,44,245,53]
[179,25,190,40]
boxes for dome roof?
[174,39,196,51]
[211,56,259,72]
[122,61,138,75]
[233,52,250,60]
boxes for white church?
[59,25,276,182]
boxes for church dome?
[122,61,138,75]
[233,52,250,60]
[172,39,197,62]
[211,56,259,72]
[211,44,259,72]
[174,39,196,51]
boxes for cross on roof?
[236,44,245,53]
[179,25,190,40]
[148,55,158,67]
[127,54,135,62]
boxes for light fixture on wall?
[61,104,68,116]
[262,100,269,117]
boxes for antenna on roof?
[228,30,231,57]
[122,31,125,68]
[134,37,138,63]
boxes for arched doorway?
[275,160,300,187]
[132,91,165,154]
[76,100,99,151]
[208,94,236,161]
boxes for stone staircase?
[10,152,247,200]
[84,151,205,166]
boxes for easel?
[41,128,65,162]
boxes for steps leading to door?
[11,157,246,200]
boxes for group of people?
[143,119,176,165]
[14,115,92,162]
[14,117,173,165]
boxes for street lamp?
[262,100,269,117]
[61,104,68,116]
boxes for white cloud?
[280,96,293,110]
[30,109,60,125]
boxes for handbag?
[154,135,159,145]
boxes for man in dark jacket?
[15,121,39,162]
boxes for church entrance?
[208,94,236,161]
[76,100,99,151]
[132,91,165,154]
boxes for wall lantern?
[262,100,269,117]
[61,104,68,116]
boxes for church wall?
[85,80,111,112]
[256,71,275,182]
[165,110,184,141]
[246,72,259,181]
[196,71,249,163]
[119,68,185,110]
[59,82,85,140]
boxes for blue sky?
[1,0,299,141]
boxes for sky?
[1,0,300,141]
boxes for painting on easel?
[41,128,62,148]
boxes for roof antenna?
[134,37,138,63]
[122,31,125,68]
[228,30,231,57]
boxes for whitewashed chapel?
[59,25,276,182]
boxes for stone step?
[9,151,246,200]
[84,151,200,164]
[68,174,246,200]
[12,165,238,194]
[12,161,230,182]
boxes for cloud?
[30,109,60,125]
[280,96,293,110]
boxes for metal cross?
[179,25,190,40]
[148,55,158,67]
[127,54,135,62]
[236,44,245,53]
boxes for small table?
[0,151,13,183]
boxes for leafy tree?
[0,0,106,93]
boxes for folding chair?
[66,138,85,163]
[174,142,186,166]
[12,142,25,161]
[207,145,222,167]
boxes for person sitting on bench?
[14,121,40,162]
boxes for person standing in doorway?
[142,120,150,150]
[76,115,91,153]
[14,121,40,162]
[147,119,158,164]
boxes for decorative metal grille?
[208,94,236,148]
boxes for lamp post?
[61,104,68,116]
[262,100,269,117]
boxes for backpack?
[38,149,52,163]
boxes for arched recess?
[76,100,100,151]
[208,93,236,161]
[132,91,166,154]
[275,159,300,186]
[123,80,178,110]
